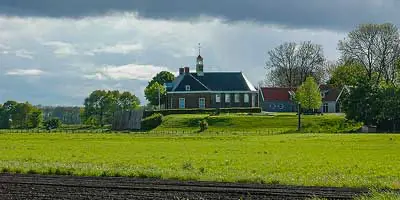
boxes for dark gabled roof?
[173,74,209,91]
[320,85,341,101]
[170,72,256,92]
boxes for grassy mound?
[152,113,362,134]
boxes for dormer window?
[185,85,191,91]
[321,91,326,98]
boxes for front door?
[199,98,205,109]
[251,94,256,107]
[179,98,185,109]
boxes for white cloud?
[6,69,44,76]
[85,64,170,81]
[0,13,345,105]
[15,49,34,59]
[42,41,78,56]
[88,43,143,55]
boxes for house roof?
[168,72,257,92]
[261,88,293,101]
[260,84,343,102]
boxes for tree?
[145,71,175,106]
[27,108,42,128]
[296,77,322,111]
[338,23,400,85]
[83,90,140,126]
[144,82,166,108]
[265,41,326,88]
[0,104,10,129]
[327,62,366,88]
[43,118,62,131]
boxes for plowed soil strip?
[0,173,368,200]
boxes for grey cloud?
[1,0,400,30]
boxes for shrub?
[43,118,62,131]
[199,119,209,132]
[141,113,163,130]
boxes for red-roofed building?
[259,85,345,113]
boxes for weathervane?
[198,43,201,55]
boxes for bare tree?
[265,41,326,88]
[338,23,400,85]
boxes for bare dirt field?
[0,173,370,200]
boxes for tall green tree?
[296,77,322,111]
[144,82,166,108]
[27,108,43,128]
[327,62,366,88]
[145,71,174,106]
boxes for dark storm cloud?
[0,0,399,31]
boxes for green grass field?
[1,133,400,189]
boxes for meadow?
[1,133,400,189]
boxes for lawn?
[1,133,400,189]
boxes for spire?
[198,43,201,56]
[196,43,204,76]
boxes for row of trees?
[0,101,42,129]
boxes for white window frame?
[278,104,284,110]
[244,94,249,103]
[215,94,221,103]
[234,94,240,103]
[179,98,185,109]
[185,85,191,91]
[252,94,256,107]
[199,98,205,109]
[323,103,329,113]
[225,94,231,103]
[321,92,325,98]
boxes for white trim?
[234,93,240,103]
[215,94,221,103]
[242,73,257,91]
[244,94,250,103]
[336,86,347,102]
[168,90,258,94]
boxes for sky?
[1,0,399,106]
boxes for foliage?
[338,23,400,85]
[295,77,322,111]
[0,100,42,129]
[144,82,166,108]
[144,71,175,106]
[265,41,326,88]
[1,133,400,189]
[145,107,262,117]
[27,108,43,128]
[40,106,81,124]
[327,62,366,88]
[199,119,208,132]
[141,113,163,130]
[83,90,140,127]
[43,118,62,130]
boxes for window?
[278,104,284,110]
[179,98,185,109]
[199,98,205,109]
[225,94,231,103]
[252,94,256,107]
[215,94,221,103]
[323,103,329,113]
[185,85,191,91]
[234,94,240,103]
[244,94,249,103]
[321,92,325,98]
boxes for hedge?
[141,113,163,131]
[144,107,261,117]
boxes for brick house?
[165,54,259,109]
[260,85,345,113]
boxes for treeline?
[0,101,42,129]
[40,106,82,124]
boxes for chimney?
[184,66,190,74]
[179,67,184,75]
